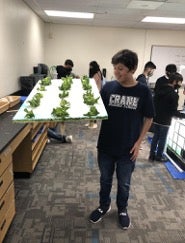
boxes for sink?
[5,96,20,107]
[0,98,9,114]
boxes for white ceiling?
[23,0,185,31]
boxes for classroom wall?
[0,0,45,98]
[44,23,185,80]
[44,24,146,80]
[2,1,185,98]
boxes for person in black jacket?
[154,64,177,93]
[149,72,185,162]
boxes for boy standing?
[154,64,177,93]
[136,61,156,86]
[89,49,154,229]
[149,72,185,162]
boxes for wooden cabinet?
[0,111,48,241]
[0,150,15,243]
[13,123,48,173]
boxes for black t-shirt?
[136,74,147,86]
[56,65,70,78]
[154,85,185,125]
[97,81,154,156]
[154,75,169,93]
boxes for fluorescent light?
[45,10,94,19]
[142,16,185,24]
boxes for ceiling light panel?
[45,10,94,19]
[142,16,185,24]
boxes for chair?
[38,63,49,78]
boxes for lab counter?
[0,105,48,242]
[0,108,27,152]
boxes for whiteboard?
[149,45,185,85]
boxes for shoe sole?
[65,136,73,143]
[88,125,97,129]
[120,222,131,230]
[89,206,111,223]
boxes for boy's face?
[65,64,73,73]
[113,63,134,83]
[147,68,155,77]
[174,80,182,89]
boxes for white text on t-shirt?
[109,94,139,110]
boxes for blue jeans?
[150,123,169,158]
[97,151,135,212]
[47,127,66,142]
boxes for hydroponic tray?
[13,78,108,123]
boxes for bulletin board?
[149,45,185,85]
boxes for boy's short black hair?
[144,61,156,70]
[165,64,177,73]
[64,59,74,67]
[111,49,138,71]
[168,72,183,83]
[89,61,100,70]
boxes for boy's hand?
[130,141,141,161]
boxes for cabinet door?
[13,123,48,173]
[0,163,13,199]
[0,147,12,176]
[0,202,15,243]
[0,183,15,228]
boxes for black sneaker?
[118,210,131,230]
[155,156,168,162]
[89,206,111,223]
[148,154,155,161]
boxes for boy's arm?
[170,93,185,119]
[130,117,153,161]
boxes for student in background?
[89,61,103,91]
[87,61,103,129]
[50,59,74,142]
[57,59,80,79]
[56,59,74,79]
[149,72,185,162]
[154,64,177,93]
[136,61,156,86]
[47,127,72,143]
[89,49,154,229]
